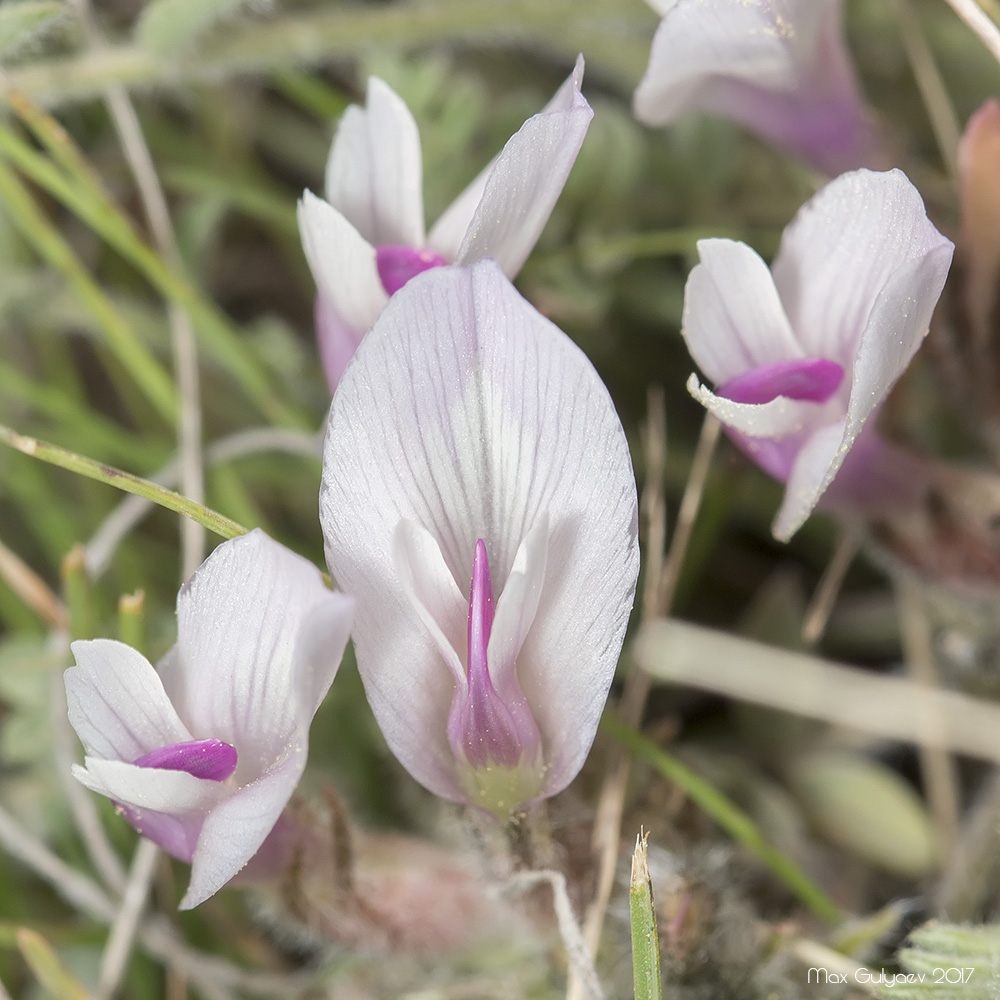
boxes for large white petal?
[321,261,638,802]
[429,56,589,271]
[446,57,593,277]
[323,77,425,246]
[771,169,954,365]
[181,754,303,909]
[297,191,388,336]
[682,239,802,384]
[166,530,347,773]
[65,640,192,763]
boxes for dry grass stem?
[97,838,160,1000]
[895,577,962,864]
[940,0,1000,66]
[802,527,859,646]
[635,618,1000,763]
[84,427,321,578]
[0,536,68,630]
[890,0,962,185]
[507,870,604,1000]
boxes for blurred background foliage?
[2,0,1000,997]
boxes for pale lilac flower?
[683,168,954,541]
[319,260,639,818]
[634,0,882,175]
[64,530,353,909]
[298,58,593,392]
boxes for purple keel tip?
[719,357,844,405]
[376,244,447,295]
[133,738,238,782]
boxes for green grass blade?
[0,106,305,427]
[0,423,248,540]
[601,711,844,926]
[0,159,178,424]
[630,833,663,1000]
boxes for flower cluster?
[65,0,960,912]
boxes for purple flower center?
[132,739,238,782]
[718,357,844,405]
[447,539,542,771]
[376,245,447,295]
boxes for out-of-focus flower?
[298,58,593,391]
[633,0,882,175]
[958,98,1000,347]
[319,260,638,818]
[683,168,954,541]
[65,530,354,909]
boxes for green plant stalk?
[61,544,95,641]
[0,158,178,424]
[5,0,637,105]
[0,424,248,541]
[630,833,663,1000]
[0,115,303,428]
[601,711,844,925]
[17,927,93,1000]
[118,590,145,654]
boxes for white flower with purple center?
[320,260,639,818]
[683,168,954,541]
[64,530,354,908]
[634,0,882,175]
[298,58,593,392]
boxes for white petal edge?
[181,754,302,909]
[686,373,822,438]
[429,55,587,267]
[682,238,802,384]
[771,168,954,363]
[323,77,425,247]
[298,191,388,336]
[772,421,847,541]
[73,757,222,814]
[65,639,193,763]
[633,0,798,126]
[392,518,467,688]
[487,513,549,691]
[321,260,639,805]
[448,57,593,276]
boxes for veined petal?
[324,77,425,246]
[447,56,593,276]
[682,239,801,384]
[321,260,639,803]
[686,373,821,438]
[65,640,192,763]
[164,529,348,772]
[771,169,954,365]
[429,56,588,265]
[181,754,303,909]
[298,191,388,336]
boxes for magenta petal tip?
[719,357,845,405]
[133,739,238,782]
